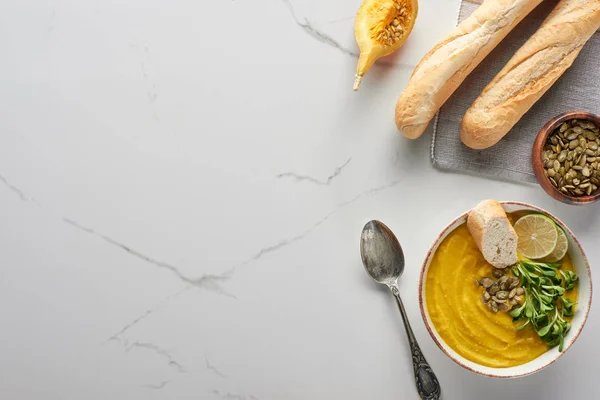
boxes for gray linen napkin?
[431,0,600,183]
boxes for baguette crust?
[462,0,600,149]
[467,200,518,268]
[395,0,542,139]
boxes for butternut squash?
[354,0,418,91]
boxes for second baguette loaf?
[395,0,542,139]
[461,0,600,150]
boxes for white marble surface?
[0,0,598,399]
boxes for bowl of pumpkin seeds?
[533,111,600,205]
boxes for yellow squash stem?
[354,51,376,91]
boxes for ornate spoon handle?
[390,285,441,400]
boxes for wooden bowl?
[532,111,600,205]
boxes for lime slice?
[544,225,569,262]
[514,214,558,259]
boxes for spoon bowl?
[360,220,405,285]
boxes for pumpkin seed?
[516,287,525,296]
[545,119,600,196]
[482,293,490,304]
[480,277,493,288]
[583,166,591,177]
[492,269,504,278]
[498,302,510,311]
[580,121,596,129]
[557,151,567,162]
[488,283,500,295]
[491,301,498,313]
[492,295,507,304]
[559,137,566,147]
[496,291,509,300]
[560,122,568,133]
[509,288,517,299]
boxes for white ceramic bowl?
[418,201,592,378]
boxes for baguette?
[461,0,600,150]
[395,0,542,139]
[467,199,518,268]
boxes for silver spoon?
[360,220,441,400]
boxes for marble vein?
[0,171,402,302]
[125,341,186,373]
[281,0,416,69]
[212,390,258,400]
[281,0,358,57]
[62,218,236,298]
[144,380,170,390]
[205,357,228,378]
[276,158,351,185]
[0,174,38,203]
[238,177,404,267]
[0,173,235,298]
[0,174,235,298]
[105,288,190,344]
[106,309,154,342]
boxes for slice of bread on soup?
[467,200,518,268]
